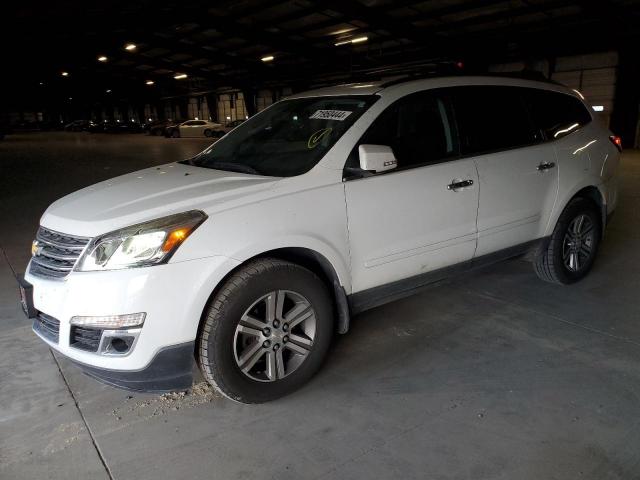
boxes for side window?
[452,86,539,155]
[183,121,194,126]
[524,89,592,140]
[347,91,457,170]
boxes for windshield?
[182,95,378,177]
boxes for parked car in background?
[144,120,174,136]
[10,120,42,132]
[89,120,143,133]
[20,76,620,403]
[168,119,225,138]
[64,120,94,132]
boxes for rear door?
[451,86,559,257]
[344,90,479,293]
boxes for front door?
[344,90,479,293]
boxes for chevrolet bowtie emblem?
[31,240,41,257]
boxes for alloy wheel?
[562,214,595,272]
[233,290,316,382]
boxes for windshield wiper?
[205,161,262,175]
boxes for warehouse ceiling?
[2,0,640,107]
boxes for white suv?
[19,76,621,403]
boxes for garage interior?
[1,1,640,479]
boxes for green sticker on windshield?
[307,128,333,149]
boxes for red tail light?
[609,135,622,152]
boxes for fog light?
[104,336,135,354]
[70,312,145,329]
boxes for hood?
[41,163,279,237]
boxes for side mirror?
[359,144,397,173]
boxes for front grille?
[29,227,90,279]
[70,326,103,352]
[33,312,60,343]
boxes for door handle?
[447,179,474,190]
[537,162,556,171]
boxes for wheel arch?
[569,185,606,235]
[548,184,606,238]
[196,247,352,349]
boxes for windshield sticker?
[307,128,333,149]
[309,110,352,121]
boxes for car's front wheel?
[534,197,601,284]
[198,259,333,403]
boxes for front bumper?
[24,255,240,391]
[72,341,196,392]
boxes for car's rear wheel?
[171,129,180,138]
[534,197,601,284]
[204,129,213,137]
[197,259,333,403]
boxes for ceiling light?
[335,36,368,46]
[124,43,137,51]
[61,71,69,77]
[98,55,108,62]
[145,80,155,85]
[330,27,357,36]
[106,89,112,93]
[173,73,187,79]
[592,105,604,112]
[261,55,274,62]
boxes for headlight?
[76,210,206,271]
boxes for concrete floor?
[1,132,639,479]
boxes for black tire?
[204,129,213,138]
[198,258,334,403]
[534,197,601,284]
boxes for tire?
[204,129,213,138]
[534,197,601,284]
[171,129,180,138]
[198,258,333,403]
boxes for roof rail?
[381,68,561,88]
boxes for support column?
[610,48,640,148]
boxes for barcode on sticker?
[309,110,352,121]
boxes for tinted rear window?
[451,86,539,155]
[522,89,592,140]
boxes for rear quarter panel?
[546,121,619,234]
